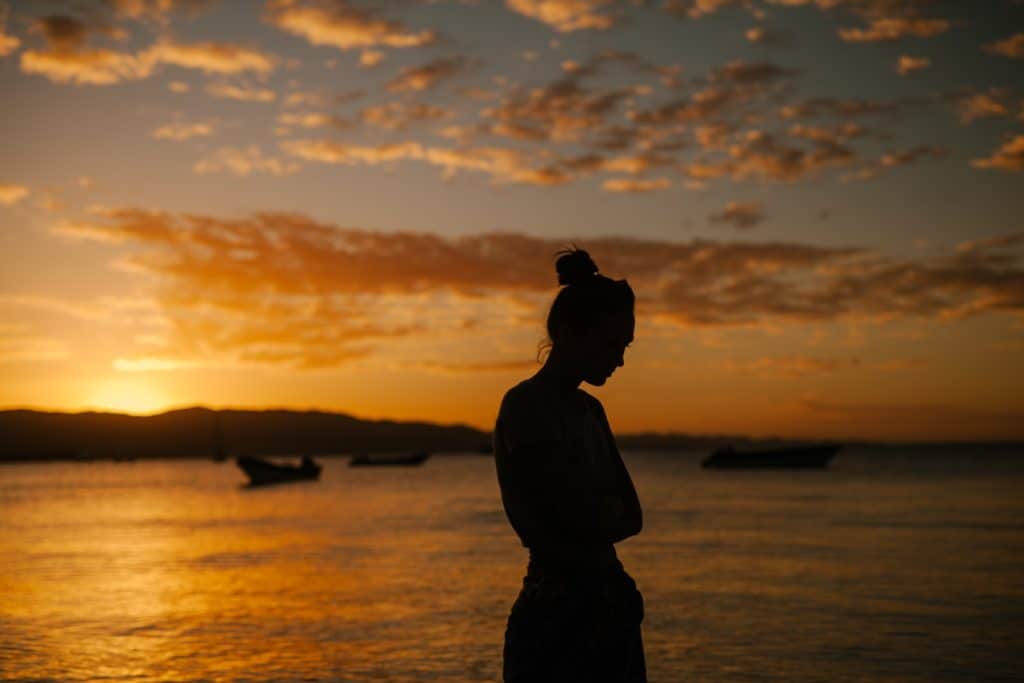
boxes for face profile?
[558,310,635,386]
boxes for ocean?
[2,447,1022,682]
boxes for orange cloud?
[266,0,436,50]
[386,56,467,92]
[20,45,150,85]
[505,0,617,32]
[0,183,29,205]
[839,16,949,43]
[280,139,569,185]
[709,201,764,229]
[53,208,1024,348]
[152,121,214,141]
[957,89,1011,124]
[0,3,19,57]
[147,40,276,75]
[19,15,277,85]
[845,145,945,181]
[194,146,301,176]
[601,177,671,193]
[971,136,1024,173]
[896,55,930,75]
[277,112,351,133]
[108,0,213,21]
[687,129,854,183]
[206,81,276,102]
[360,101,452,130]
[983,32,1024,59]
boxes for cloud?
[983,32,1024,59]
[386,56,468,92]
[663,0,746,20]
[484,74,633,142]
[265,0,437,51]
[194,146,301,176]
[0,183,29,205]
[845,145,945,181]
[205,81,276,102]
[281,138,570,185]
[360,101,452,130]
[152,121,214,141]
[839,16,949,43]
[19,16,277,85]
[53,209,1024,355]
[602,177,672,193]
[971,136,1024,172]
[956,89,1010,124]
[744,26,791,46]
[147,41,276,75]
[360,49,383,67]
[108,0,214,21]
[277,111,351,130]
[20,16,152,86]
[896,55,929,75]
[0,3,19,57]
[562,49,682,88]
[505,0,617,32]
[168,80,189,93]
[712,60,795,84]
[686,129,854,183]
[779,96,906,119]
[709,201,765,229]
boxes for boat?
[701,444,840,469]
[236,454,322,485]
[349,451,430,467]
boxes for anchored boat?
[236,454,322,485]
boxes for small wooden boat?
[701,444,840,469]
[349,451,430,467]
[236,455,321,485]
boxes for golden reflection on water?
[2,451,1023,682]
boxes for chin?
[585,374,610,386]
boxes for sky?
[1,0,1023,441]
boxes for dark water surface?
[2,448,1022,682]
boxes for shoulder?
[497,378,563,446]
[499,377,551,414]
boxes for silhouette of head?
[544,247,635,386]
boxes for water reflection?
[1,453,1022,681]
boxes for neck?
[534,349,582,396]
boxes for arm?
[590,398,643,542]
[503,438,633,546]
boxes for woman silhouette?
[494,247,646,682]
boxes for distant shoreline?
[1,406,1021,463]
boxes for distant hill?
[0,406,779,462]
[0,407,492,461]
[3,407,1015,462]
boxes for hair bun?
[555,247,599,286]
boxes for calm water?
[2,448,1023,682]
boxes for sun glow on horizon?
[85,379,171,415]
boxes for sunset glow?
[2,1,1023,440]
